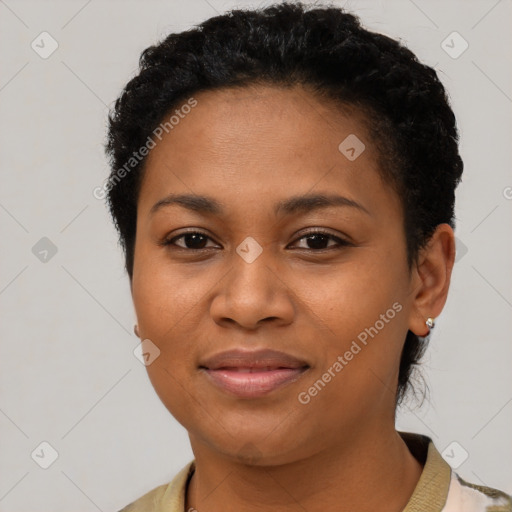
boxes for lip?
[199,348,310,398]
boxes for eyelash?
[160,229,352,252]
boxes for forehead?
[137,84,400,221]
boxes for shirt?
[117,432,512,512]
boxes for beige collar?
[400,432,452,512]
[150,432,451,512]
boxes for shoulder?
[443,471,512,512]
[116,461,195,512]
[116,483,169,512]
[398,431,511,512]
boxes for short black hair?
[104,1,463,406]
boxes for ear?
[407,223,456,337]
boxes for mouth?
[199,349,310,399]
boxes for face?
[131,84,424,465]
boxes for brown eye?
[164,232,218,250]
[161,229,351,252]
[290,230,351,251]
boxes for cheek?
[301,259,400,333]
[131,255,207,400]
[299,261,407,386]
[132,260,202,421]
[132,248,208,340]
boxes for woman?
[104,3,511,511]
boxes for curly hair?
[104,1,463,406]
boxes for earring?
[134,324,140,338]
[426,317,435,329]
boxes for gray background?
[0,0,511,510]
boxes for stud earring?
[423,317,436,336]
[134,324,140,338]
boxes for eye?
[289,229,351,251]
[160,229,351,252]
[162,231,219,250]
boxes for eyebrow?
[149,192,370,217]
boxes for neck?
[185,426,423,512]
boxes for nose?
[209,250,295,331]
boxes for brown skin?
[130,84,455,512]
